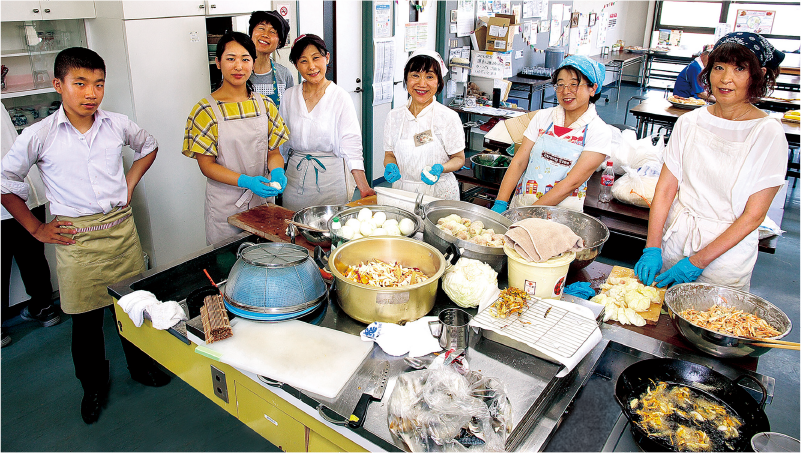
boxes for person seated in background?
[1,104,60,349]
[673,44,714,101]
[1,47,167,425]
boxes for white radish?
[338,225,355,240]
[372,227,387,236]
[372,211,387,227]
[399,218,416,236]
[359,222,375,237]
[357,208,373,223]
[345,218,361,230]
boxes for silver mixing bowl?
[664,283,792,358]
[502,206,609,271]
[291,205,345,246]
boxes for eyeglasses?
[552,82,590,92]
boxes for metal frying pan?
[614,358,770,452]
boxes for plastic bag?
[612,164,660,207]
[600,127,664,176]
[387,353,512,452]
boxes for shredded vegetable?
[344,259,428,287]
[681,304,781,339]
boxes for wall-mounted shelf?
[2,86,56,99]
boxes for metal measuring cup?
[429,308,479,351]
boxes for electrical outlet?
[210,365,229,403]
[515,50,524,59]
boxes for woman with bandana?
[248,10,293,108]
[492,55,611,213]
[635,32,787,291]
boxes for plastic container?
[599,161,614,203]
[545,47,565,69]
[375,186,442,213]
[504,244,575,299]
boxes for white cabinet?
[1,1,96,22]
[104,0,268,20]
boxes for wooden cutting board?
[227,203,319,251]
[600,265,665,325]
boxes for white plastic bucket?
[504,244,575,299]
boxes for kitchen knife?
[348,360,390,428]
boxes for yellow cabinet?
[236,383,307,453]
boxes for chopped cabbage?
[442,258,498,308]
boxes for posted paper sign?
[734,10,775,34]
[471,51,512,79]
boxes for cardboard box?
[472,14,518,52]
[484,111,537,154]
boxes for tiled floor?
[2,82,798,450]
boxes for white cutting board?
[195,318,373,399]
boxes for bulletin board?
[440,0,575,108]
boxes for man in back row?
[673,44,715,101]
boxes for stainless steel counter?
[109,233,776,452]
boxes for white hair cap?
[409,49,448,77]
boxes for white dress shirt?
[1,107,158,217]
[1,104,47,220]
[279,82,365,172]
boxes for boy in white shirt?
[1,47,166,425]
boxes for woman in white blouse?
[383,50,465,200]
[279,34,375,211]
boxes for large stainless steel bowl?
[423,200,511,273]
[329,237,449,324]
[291,205,345,246]
[327,205,421,247]
[502,206,609,272]
[471,153,511,184]
[664,283,792,358]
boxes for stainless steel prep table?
[109,233,778,452]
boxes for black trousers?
[1,205,53,325]
[71,305,157,392]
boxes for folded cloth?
[145,301,188,330]
[117,290,159,327]
[360,316,441,358]
[563,282,596,300]
[504,218,583,262]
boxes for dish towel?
[360,316,442,358]
[116,290,188,330]
[117,290,159,327]
[504,218,584,262]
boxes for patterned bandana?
[713,32,785,70]
[556,55,606,94]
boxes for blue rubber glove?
[634,247,662,286]
[421,164,444,185]
[384,163,401,183]
[563,282,596,300]
[237,174,278,198]
[490,200,508,214]
[268,167,287,194]
[654,257,703,288]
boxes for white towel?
[360,316,442,358]
[117,290,159,327]
[145,301,188,330]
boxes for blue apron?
[511,122,589,212]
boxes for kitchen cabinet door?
[204,0,267,17]
[119,0,205,20]
[235,383,307,452]
[40,1,96,20]
[2,2,45,21]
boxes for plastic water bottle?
[599,161,614,203]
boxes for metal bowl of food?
[471,153,511,184]
[423,200,511,273]
[329,237,453,324]
[327,205,421,248]
[290,205,345,246]
[502,206,609,271]
[664,283,792,358]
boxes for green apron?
[55,206,145,314]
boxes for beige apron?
[55,206,145,314]
[391,108,460,200]
[661,117,773,292]
[282,151,355,212]
[204,96,275,245]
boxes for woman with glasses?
[491,55,611,213]
[634,33,786,291]
[279,34,375,211]
[248,11,293,108]
[382,50,465,200]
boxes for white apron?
[391,108,460,200]
[661,117,774,292]
[283,151,355,212]
[510,123,588,212]
[204,96,274,245]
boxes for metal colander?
[224,243,327,316]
